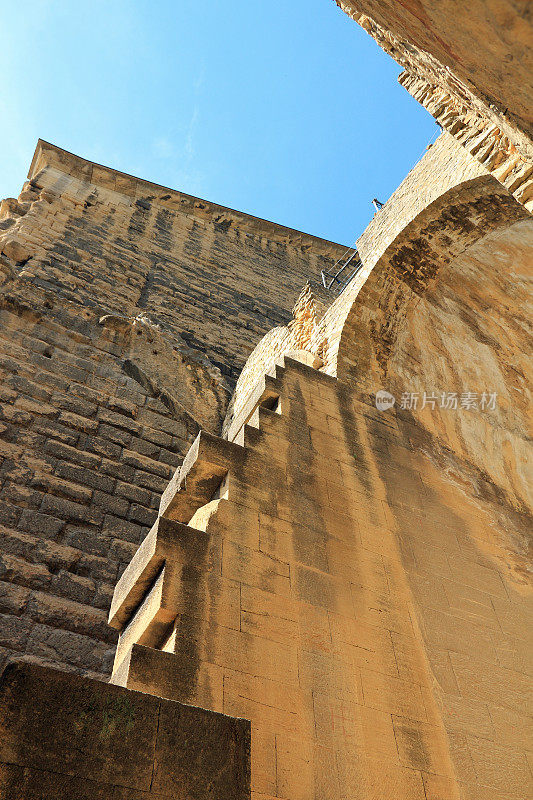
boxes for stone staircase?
[108,360,287,700]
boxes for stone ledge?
[28,139,347,256]
[159,430,246,523]
[109,516,220,633]
[0,660,250,799]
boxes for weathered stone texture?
[0,21,530,792]
[205,125,531,796]
[108,357,532,799]
[0,661,250,798]
[335,0,533,211]
[353,132,489,270]
[335,0,532,151]
[0,304,192,679]
[0,141,345,678]
[399,72,533,212]
[13,140,344,385]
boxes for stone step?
[109,516,216,631]
[225,369,283,443]
[112,565,170,675]
[159,429,246,522]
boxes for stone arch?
[332,171,532,514]
[331,173,531,388]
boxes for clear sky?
[0,0,437,245]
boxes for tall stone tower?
[0,2,531,798]
[0,140,344,679]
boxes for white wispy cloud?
[185,106,200,160]
[152,136,175,159]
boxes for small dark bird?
[372,198,384,211]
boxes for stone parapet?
[105,356,532,798]
[0,660,250,799]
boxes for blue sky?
[0,0,436,245]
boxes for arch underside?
[336,172,532,524]
[337,175,531,389]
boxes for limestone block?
[109,516,219,630]
[1,239,31,263]
[0,661,250,798]
[159,429,245,521]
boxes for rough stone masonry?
[0,139,347,679]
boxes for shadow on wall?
[226,169,532,588]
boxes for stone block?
[128,503,157,527]
[99,423,133,447]
[222,540,290,595]
[292,563,353,616]
[449,652,531,714]
[25,591,112,642]
[360,668,428,722]
[115,481,152,506]
[159,430,245,522]
[40,494,103,525]
[84,435,122,460]
[122,449,170,478]
[0,553,51,591]
[392,715,452,774]
[275,733,340,800]
[0,661,250,798]
[93,490,130,518]
[0,581,30,616]
[0,614,32,651]
[24,623,114,672]
[116,643,225,711]
[312,692,398,761]
[102,515,143,544]
[151,694,250,798]
[109,516,219,630]
[134,469,168,492]
[55,462,116,493]
[223,670,313,735]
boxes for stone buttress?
[108,357,467,800]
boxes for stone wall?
[109,356,532,799]
[205,124,532,795]
[8,140,345,385]
[399,72,533,212]
[334,0,533,209]
[0,661,250,799]
[316,133,512,377]
[0,303,197,679]
[223,132,494,398]
[353,132,489,269]
[0,141,345,679]
[223,282,328,438]
[334,0,532,143]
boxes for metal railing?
[321,248,363,294]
